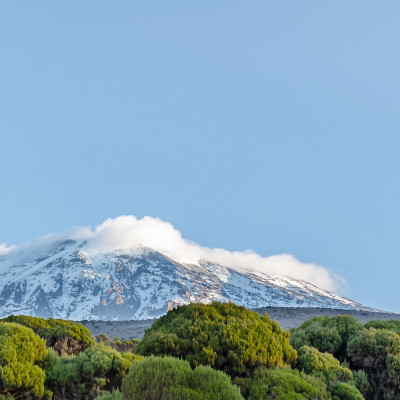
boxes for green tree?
[233,366,330,400]
[347,328,400,400]
[0,322,51,399]
[121,356,244,400]
[136,302,297,377]
[42,346,143,399]
[2,315,95,355]
[290,315,363,361]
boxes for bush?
[347,327,400,399]
[330,382,365,400]
[295,346,353,385]
[96,389,124,400]
[121,356,244,400]
[2,315,95,355]
[233,366,329,400]
[364,319,400,336]
[290,315,363,361]
[352,370,372,398]
[42,346,143,399]
[0,322,50,399]
[136,302,297,377]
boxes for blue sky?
[1,2,399,311]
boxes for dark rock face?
[0,241,373,321]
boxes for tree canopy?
[136,302,297,377]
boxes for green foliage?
[121,356,244,400]
[290,315,363,361]
[42,346,143,399]
[233,366,329,400]
[0,322,48,399]
[136,302,297,377]
[96,389,124,400]
[352,370,372,398]
[347,327,400,399]
[329,382,364,400]
[2,315,95,355]
[295,346,352,385]
[364,319,400,336]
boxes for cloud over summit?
[66,215,343,292]
[2,215,345,293]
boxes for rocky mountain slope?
[0,239,374,320]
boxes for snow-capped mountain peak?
[0,238,373,320]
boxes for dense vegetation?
[1,315,94,355]
[136,302,297,377]
[1,305,400,399]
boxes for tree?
[290,315,363,361]
[136,302,297,377]
[233,366,330,400]
[347,328,400,400]
[0,322,51,399]
[2,315,95,356]
[42,346,143,399]
[121,356,244,400]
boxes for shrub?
[290,315,363,361]
[96,389,124,400]
[347,328,400,399]
[364,319,400,336]
[295,346,353,384]
[330,382,365,400]
[136,302,297,377]
[352,370,372,398]
[42,346,143,399]
[0,322,50,399]
[121,356,244,400]
[233,366,329,400]
[2,315,95,355]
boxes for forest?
[0,302,399,400]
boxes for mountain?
[0,239,374,320]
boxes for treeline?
[0,303,399,399]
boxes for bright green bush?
[295,346,353,384]
[96,389,124,400]
[330,382,364,400]
[42,345,143,399]
[136,302,297,377]
[2,315,95,355]
[233,366,329,400]
[121,356,244,400]
[0,322,50,399]
[290,315,363,361]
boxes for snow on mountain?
[0,238,374,320]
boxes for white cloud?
[1,215,345,292]
[65,215,343,292]
[0,243,16,256]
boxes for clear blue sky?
[1,2,399,311]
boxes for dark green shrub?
[347,327,400,399]
[364,319,400,336]
[290,315,363,361]
[233,366,329,400]
[352,370,372,398]
[2,315,95,355]
[0,322,50,399]
[42,346,143,399]
[121,356,244,400]
[136,302,297,377]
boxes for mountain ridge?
[0,238,376,320]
